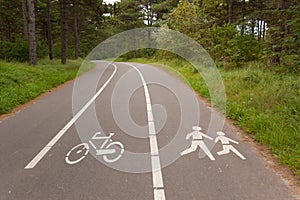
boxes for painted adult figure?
[181,126,215,160]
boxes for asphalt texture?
[0,61,298,200]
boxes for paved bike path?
[0,62,297,200]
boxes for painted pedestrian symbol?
[180,127,246,161]
[215,131,246,160]
[180,126,215,160]
[65,132,124,165]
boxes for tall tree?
[72,0,79,59]
[0,0,23,41]
[22,0,37,65]
[152,0,179,21]
[22,0,28,39]
[115,0,144,30]
[228,0,233,24]
[113,0,145,57]
[46,0,53,60]
[59,0,67,64]
[271,0,285,64]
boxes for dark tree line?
[0,0,299,71]
[0,0,177,64]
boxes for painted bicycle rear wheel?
[65,143,89,165]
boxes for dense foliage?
[166,0,300,73]
[0,0,178,64]
[0,0,299,72]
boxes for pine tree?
[46,0,53,60]
[59,0,67,64]
[22,0,37,65]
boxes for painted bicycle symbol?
[65,132,124,165]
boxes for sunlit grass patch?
[0,58,91,115]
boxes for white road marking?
[24,63,117,169]
[154,189,165,200]
[149,121,156,135]
[65,143,89,165]
[215,131,246,160]
[180,126,215,161]
[124,63,166,200]
[148,111,154,122]
[149,136,159,155]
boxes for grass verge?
[0,58,90,115]
[125,57,300,179]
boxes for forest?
[0,0,299,73]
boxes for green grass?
[126,57,300,179]
[0,58,90,115]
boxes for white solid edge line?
[124,63,166,200]
[149,136,159,155]
[154,189,166,200]
[151,156,164,187]
[24,63,117,169]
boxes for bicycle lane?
[52,61,296,200]
[0,62,152,200]
[0,61,296,200]
[47,61,157,199]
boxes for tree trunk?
[22,0,28,39]
[251,19,255,37]
[59,0,67,64]
[6,16,12,42]
[228,1,233,24]
[132,29,136,58]
[74,16,79,59]
[262,21,266,40]
[258,19,262,41]
[46,0,53,60]
[271,0,285,65]
[23,0,37,66]
[147,28,151,48]
[240,0,245,35]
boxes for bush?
[0,36,28,62]
[209,24,261,65]
[0,35,49,62]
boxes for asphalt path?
[0,61,298,200]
